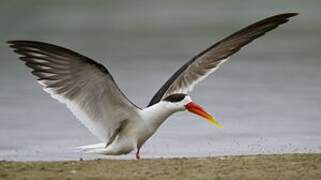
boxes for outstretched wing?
[148,13,298,106]
[8,40,140,142]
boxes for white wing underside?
[8,41,140,142]
[165,58,228,96]
[42,75,137,143]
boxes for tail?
[75,143,109,154]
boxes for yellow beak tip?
[216,124,224,129]
[208,117,223,129]
[212,122,223,129]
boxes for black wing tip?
[7,40,30,45]
[274,12,299,18]
[7,40,44,50]
[6,40,20,48]
[6,40,85,59]
[263,13,299,22]
[6,40,53,47]
[282,12,300,17]
[252,12,299,26]
[261,13,299,25]
[6,40,17,45]
[7,40,43,44]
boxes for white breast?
[82,102,178,155]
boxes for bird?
[7,13,298,160]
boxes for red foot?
[136,147,141,160]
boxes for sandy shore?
[0,154,320,180]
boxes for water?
[0,0,320,161]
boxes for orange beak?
[185,102,223,129]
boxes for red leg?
[136,147,141,160]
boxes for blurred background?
[0,0,320,161]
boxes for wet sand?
[1,154,320,180]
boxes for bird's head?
[163,93,223,129]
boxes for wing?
[148,13,298,106]
[7,40,140,142]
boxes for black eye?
[163,93,186,103]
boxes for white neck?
[140,101,179,128]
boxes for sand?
[1,154,320,180]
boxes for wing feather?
[8,40,140,142]
[148,13,298,106]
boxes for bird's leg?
[135,147,141,160]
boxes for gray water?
[0,0,321,161]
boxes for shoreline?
[1,153,320,179]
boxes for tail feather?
[76,143,105,151]
[75,142,133,156]
[84,148,111,154]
